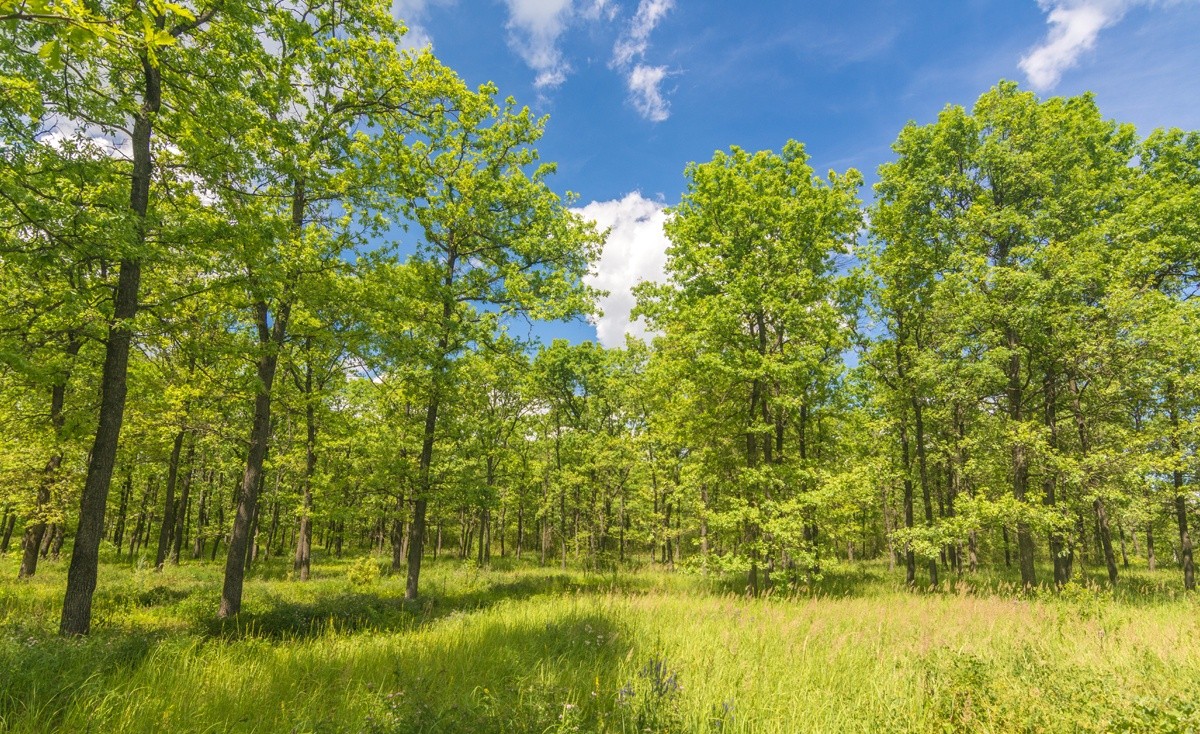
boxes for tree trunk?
[1043,370,1069,587]
[1169,389,1194,590]
[219,299,288,618]
[1175,483,1195,591]
[60,46,161,637]
[296,359,318,580]
[406,391,440,601]
[1069,377,1117,586]
[20,338,80,578]
[170,441,196,564]
[155,428,187,570]
[1094,498,1119,586]
[912,398,938,586]
[898,414,916,587]
[0,513,15,554]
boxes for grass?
[1,548,1198,733]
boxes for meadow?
[1,551,1198,733]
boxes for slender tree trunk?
[389,506,405,574]
[192,472,211,560]
[1069,377,1117,586]
[219,299,289,618]
[20,337,80,578]
[295,358,318,580]
[0,514,15,554]
[170,441,196,564]
[39,524,56,558]
[1004,328,1036,588]
[406,391,440,601]
[112,470,131,558]
[50,526,64,559]
[1168,389,1195,590]
[1043,371,1069,587]
[60,46,161,636]
[1175,483,1194,590]
[912,399,938,586]
[130,475,156,559]
[155,429,187,570]
[898,414,917,587]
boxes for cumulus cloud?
[574,192,671,347]
[1019,0,1192,90]
[610,0,675,121]
[504,0,575,89]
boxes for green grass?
[1,549,1198,733]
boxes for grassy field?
[1,550,1198,733]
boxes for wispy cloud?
[504,0,575,89]
[626,65,671,122]
[612,0,673,67]
[1019,0,1194,91]
[581,0,617,22]
[574,192,670,347]
[392,0,440,49]
[611,0,675,121]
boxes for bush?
[347,556,381,587]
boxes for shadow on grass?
[0,629,160,725]
[205,569,654,641]
[358,610,686,734]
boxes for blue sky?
[395,0,1200,346]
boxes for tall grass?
[0,549,1197,732]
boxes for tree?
[638,140,861,592]
[370,87,602,600]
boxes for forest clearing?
[2,0,1199,731]
[2,553,1198,733]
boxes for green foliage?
[347,556,382,587]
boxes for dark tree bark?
[155,428,187,570]
[406,391,439,601]
[1069,377,1118,586]
[912,398,938,586]
[0,513,15,554]
[170,440,196,564]
[898,413,917,587]
[60,45,160,637]
[113,470,133,557]
[219,300,289,618]
[294,361,317,581]
[20,339,78,578]
[1168,389,1195,590]
[1043,370,1069,587]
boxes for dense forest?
[1,0,1198,650]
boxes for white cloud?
[1019,0,1193,90]
[504,0,575,89]
[391,0,438,49]
[611,0,673,68]
[574,192,670,347]
[626,64,671,122]
[581,0,617,21]
[610,0,675,121]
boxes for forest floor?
[0,551,1197,733]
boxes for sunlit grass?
[1,548,1197,732]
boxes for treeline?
[1,0,1197,637]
